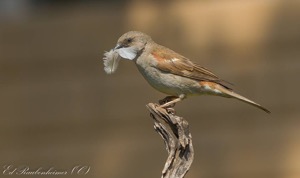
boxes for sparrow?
[111,31,270,113]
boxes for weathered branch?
[146,103,194,178]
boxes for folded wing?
[152,45,232,89]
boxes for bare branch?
[146,103,194,178]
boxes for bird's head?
[114,31,152,60]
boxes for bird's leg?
[159,94,185,108]
[159,96,178,107]
[160,97,181,108]
[158,96,177,114]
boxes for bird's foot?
[159,96,180,114]
[165,108,176,114]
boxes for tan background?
[0,0,300,178]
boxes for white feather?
[103,49,121,74]
[116,47,137,60]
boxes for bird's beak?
[114,44,122,50]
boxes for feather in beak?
[103,49,121,74]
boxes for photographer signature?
[2,165,90,176]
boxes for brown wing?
[151,45,232,89]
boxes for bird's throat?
[116,47,137,60]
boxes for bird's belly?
[137,66,201,96]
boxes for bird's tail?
[214,84,271,114]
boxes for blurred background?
[1,0,300,178]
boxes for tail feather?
[215,85,271,114]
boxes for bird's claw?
[165,108,176,114]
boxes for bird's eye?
[127,38,133,43]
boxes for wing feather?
[152,45,232,89]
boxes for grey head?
[114,31,153,60]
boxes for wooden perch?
[146,102,194,178]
